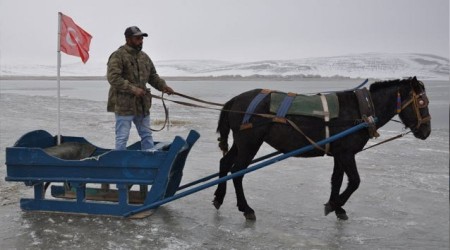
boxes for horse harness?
[239,88,379,155]
[152,81,430,153]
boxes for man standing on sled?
[107,26,174,150]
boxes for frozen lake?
[0,79,448,249]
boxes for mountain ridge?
[1,53,448,80]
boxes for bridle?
[362,81,431,151]
[398,83,431,130]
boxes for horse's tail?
[217,98,234,155]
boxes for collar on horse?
[354,87,379,138]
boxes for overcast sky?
[0,0,448,65]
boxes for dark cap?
[124,26,148,37]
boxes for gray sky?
[0,0,448,65]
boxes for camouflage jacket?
[107,44,167,116]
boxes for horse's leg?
[231,142,262,220]
[338,153,360,207]
[325,153,360,220]
[213,143,238,210]
[325,156,345,217]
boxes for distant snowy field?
[1,53,448,80]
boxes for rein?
[146,92,225,132]
[151,93,224,110]
[151,85,428,152]
[149,92,169,131]
[151,92,327,151]
[173,92,223,106]
[362,130,411,151]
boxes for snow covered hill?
[1,53,448,80]
[156,53,449,80]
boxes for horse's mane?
[369,78,409,92]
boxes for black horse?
[213,77,431,220]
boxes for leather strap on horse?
[237,89,329,154]
[240,114,328,154]
[285,118,328,154]
[241,89,272,129]
[275,92,296,117]
[362,130,411,151]
[319,93,331,154]
[354,87,379,138]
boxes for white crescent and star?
[65,27,83,46]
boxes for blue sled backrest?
[13,130,55,148]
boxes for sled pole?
[177,151,281,191]
[124,121,372,217]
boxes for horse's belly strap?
[241,89,272,125]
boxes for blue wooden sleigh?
[5,129,200,218]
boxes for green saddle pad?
[270,92,339,119]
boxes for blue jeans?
[115,114,154,150]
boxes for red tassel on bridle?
[396,90,402,114]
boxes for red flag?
[59,13,92,63]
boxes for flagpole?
[57,12,62,145]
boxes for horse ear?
[411,76,424,92]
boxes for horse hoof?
[335,206,347,220]
[212,199,222,210]
[324,203,334,216]
[336,212,348,220]
[244,212,256,220]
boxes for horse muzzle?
[412,119,431,140]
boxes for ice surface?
[0,79,448,249]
